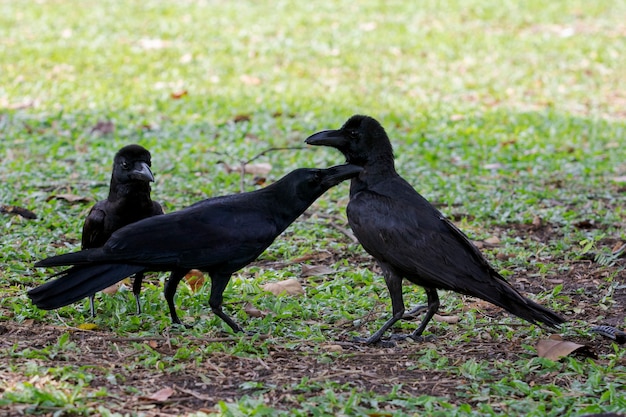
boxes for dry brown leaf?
[145,387,175,402]
[532,215,542,228]
[171,90,188,99]
[90,120,115,134]
[240,74,261,85]
[232,114,251,123]
[301,264,334,277]
[321,344,344,353]
[261,278,304,296]
[47,193,92,203]
[184,270,205,293]
[241,163,272,175]
[433,314,460,324]
[146,340,159,349]
[222,162,272,176]
[0,204,37,219]
[101,282,122,295]
[244,302,269,318]
[611,241,625,253]
[536,338,595,360]
[483,236,501,245]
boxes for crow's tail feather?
[35,249,103,268]
[502,294,566,329]
[28,264,144,310]
[477,272,566,329]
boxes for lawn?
[1,0,625,416]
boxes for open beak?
[305,129,347,148]
[130,161,154,182]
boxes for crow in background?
[29,164,362,332]
[306,115,565,344]
[81,144,164,317]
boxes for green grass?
[2,0,626,415]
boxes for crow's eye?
[121,161,130,169]
[349,130,359,140]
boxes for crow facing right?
[82,144,164,317]
[306,115,566,344]
[29,164,362,332]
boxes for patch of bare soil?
[2,224,625,416]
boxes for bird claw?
[352,336,396,348]
[591,325,626,344]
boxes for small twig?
[239,146,306,192]
[174,384,214,401]
[205,360,226,377]
[108,336,235,343]
[242,146,306,166]
[314,213,359,243]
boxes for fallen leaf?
[240,74,261,85]
[612,176,626,183]
[532,215,542,228]
[47,193,92,203]
[0,204,37,219]
[611,241,625,253]
[301,264,334,277]
[241,163,272,175]
[433,314,460,324]
[536,338,596,360]
[101,282,122,295]
[232,114,251,123]
[321,344,344,353]
[483,236,500,245]
[184,270,205,293]
[77,323,98,331]
[146,340,159,349]
[574,219,595,229]
[244,302,269,318]
[261,278,305,296]
[171,90,188,99]
[90,120,115,134]
[145,387,175,402]
[221,162,272,176]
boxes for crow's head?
[112,144,154,184]
[277,164,363,204]
[305,115,394,166]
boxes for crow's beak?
[130,162,154,182]
[323,164,363,186]
[305,129,347,148]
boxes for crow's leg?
[209,273,244,333]
[163,269,190,325]
[356,263,405,345]
[89,295,97,318]
[131,272,144,315]
[408,288,439,340]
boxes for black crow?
[29,164,362,332]
[82,144,164,316]
[306,115,565,344]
